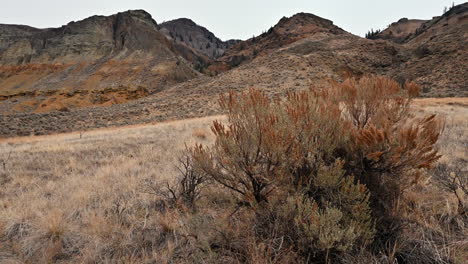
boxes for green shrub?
[292,162,374,260]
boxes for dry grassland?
[0,99,465,263]
[413,98,467,165]
[0,115,223,262]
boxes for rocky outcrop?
[0,10,172,64]
[160,18,240,59]
[0,10,200,113]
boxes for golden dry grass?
[0,115,224,262]
[402,99,467,218]
[0,99,466,263]
[402,98,468,263]
[413,98,468,164]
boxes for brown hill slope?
[0,4,467,137]
[372,18,427,43]
[392,3,468,97]
[0,26,403,137]
[208,12,347,73]
[0,10,199,113]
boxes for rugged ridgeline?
[208,12,348,73]
[158,18,240,73]
[160,18,240,59]
[0,10,201,113]
[0,3,467,137]
[0,12,407,136]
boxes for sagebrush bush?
[329,78,442,226]
[431,162,467,216]
[148,149,207,209]
[191,76,443,262]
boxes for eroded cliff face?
[0,10,199,113]
[160,18,240,59]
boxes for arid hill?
[208,12,347,73]
[0,4,467,137]
[0,10,200,113]
[366,3,468,97]
[390,3,468,97]
[372,18,428,43]
[0,14,407,137]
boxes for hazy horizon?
[1,0,464,40]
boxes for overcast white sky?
[0,0,463,40]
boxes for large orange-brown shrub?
[191,76,443,262]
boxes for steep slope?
[160,18,240,59]
[373,18,427,43]
[391,3,468,97]
[367,3,468,96]
[208,12,347,73]
[0,10,199,113]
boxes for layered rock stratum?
[160,18,240,59]
[0,10,199,113]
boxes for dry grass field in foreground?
[0,115,223,263]
[0,98,466,263]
